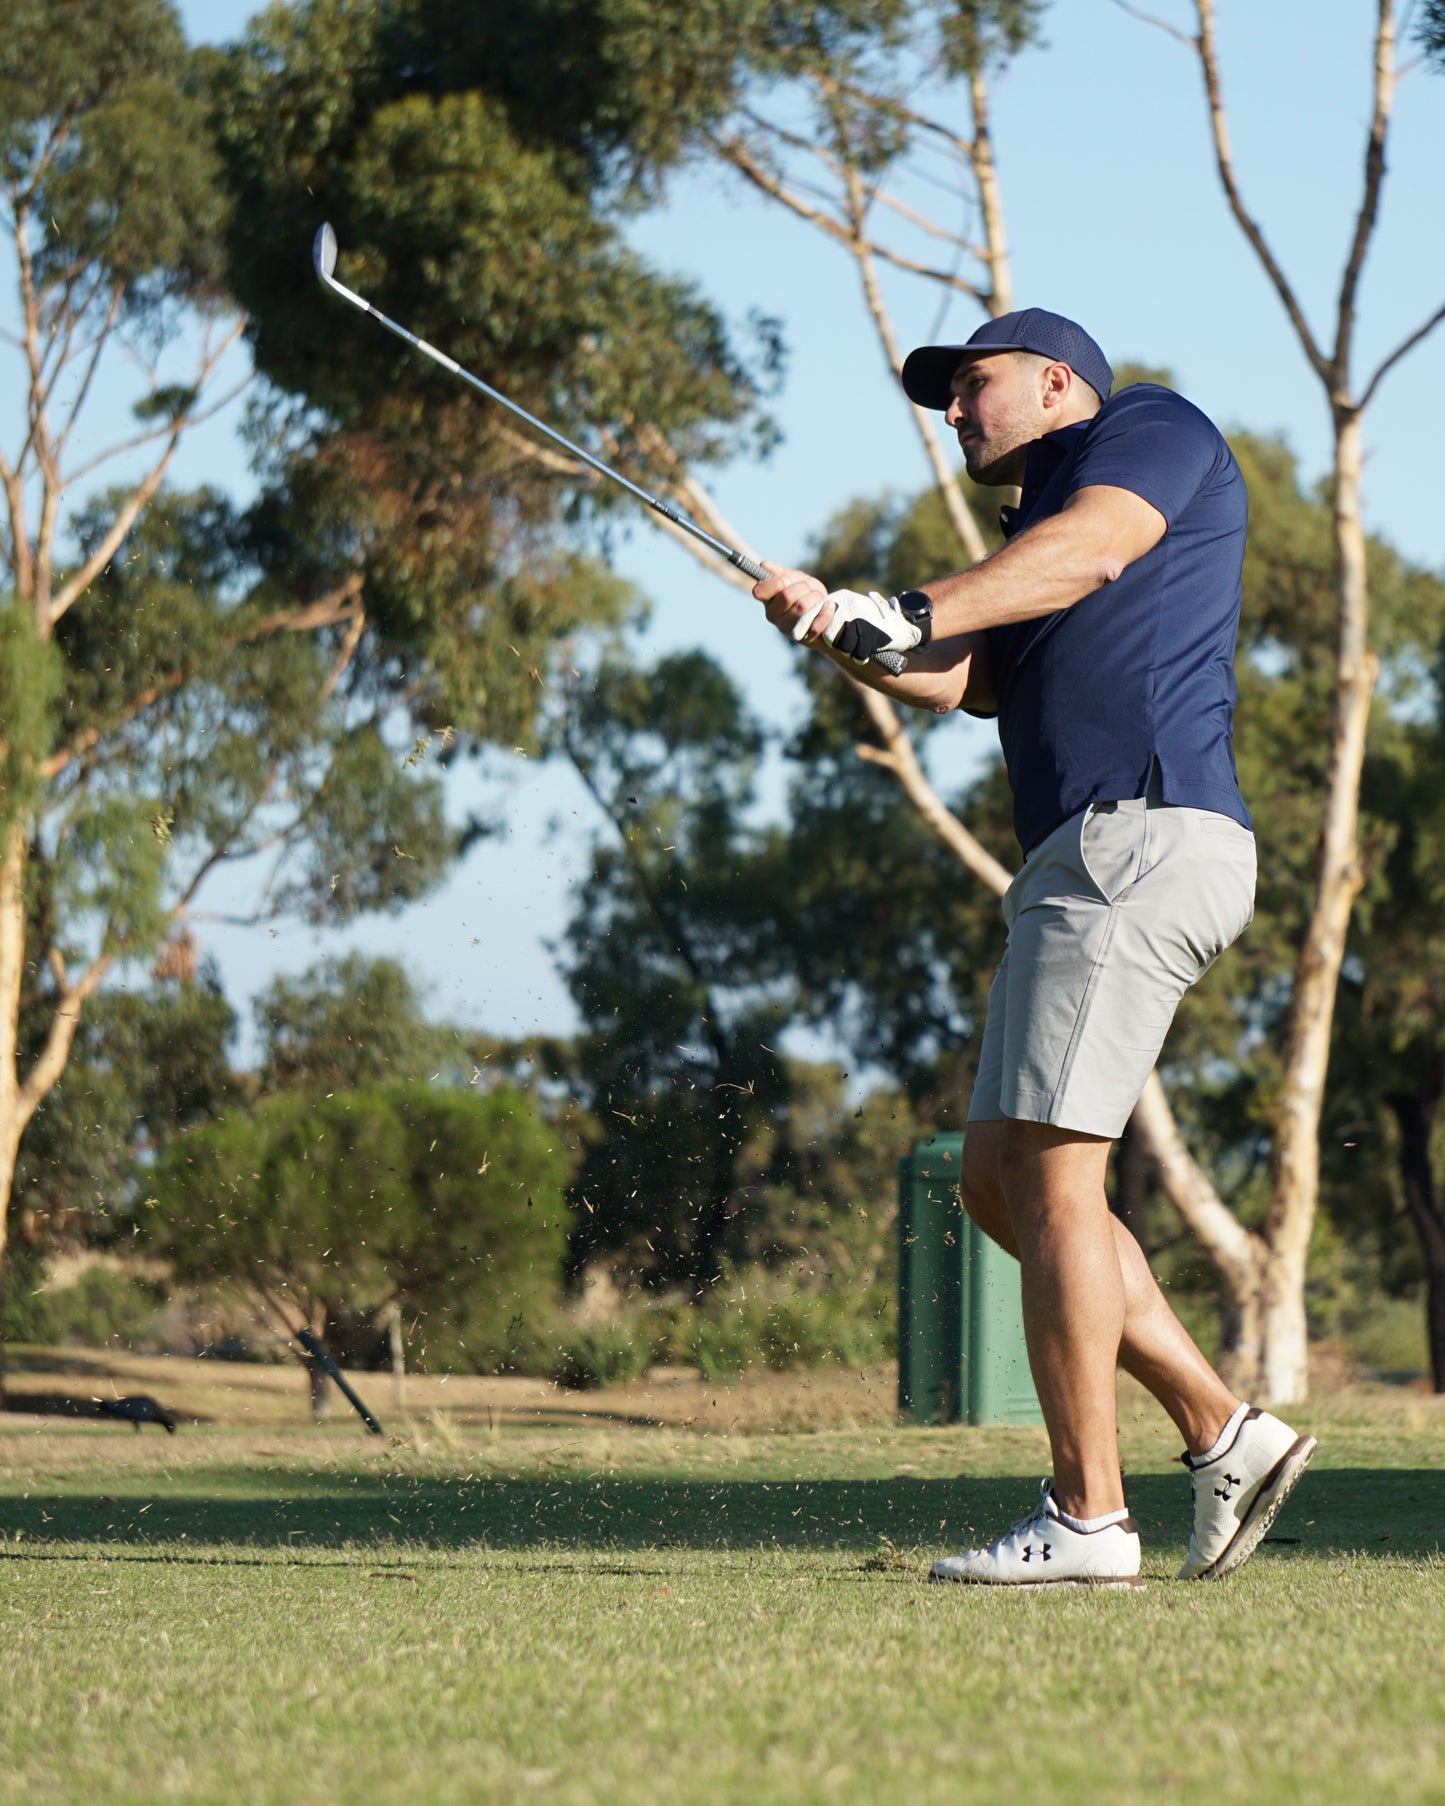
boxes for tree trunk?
[689,1094,741,1294]
[1257,1242,1311,1403]
[388,1304,407,1412]
[0,820,30,1325]
[306,1355,332,1420]
[1388,1090,1445,1393]
[1259,409,1379,1403]
[305,1304,332,1421]
[1214,1244,1265,1398]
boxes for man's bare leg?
[963,1118,1239,1472]
[993,1120,1129,1517]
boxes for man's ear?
[1040,360,1074,411]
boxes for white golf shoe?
[1178,1406,1317,1580]
[929,1480,1144,1588]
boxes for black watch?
[893,588,933,646]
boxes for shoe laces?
[1001,1478,1056,1543]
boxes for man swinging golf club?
[753,309,1316,1585]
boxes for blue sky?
[119,3,1445,1052]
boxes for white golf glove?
[791,588,927,664]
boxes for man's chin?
[962,445,1019,486]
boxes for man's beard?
[958,399,1041,485]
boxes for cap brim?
[900,344,1010,411]
[901,346,966,410]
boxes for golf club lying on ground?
[312,223,908,676]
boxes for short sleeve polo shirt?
[970,383,1251,853]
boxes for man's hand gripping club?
[751,566,929,664]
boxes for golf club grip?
[731,550,909,676]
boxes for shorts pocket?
[1078,803,1147,906]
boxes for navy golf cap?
[901,309,1114,410]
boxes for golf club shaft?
[312,227,908,676]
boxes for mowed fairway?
[0,1372,1441,1806]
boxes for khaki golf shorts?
[967,795,1256,1140]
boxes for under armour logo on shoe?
[1020,1543,1052,1563]
[1214,1472,1242,1501]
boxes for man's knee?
[960,1122,1017,1255]
[996,1116,1112,1228]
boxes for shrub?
[146,1080,571,1370]
[680,1272,892,1381]
[4,1255,164,1350]
[551,1321,656,1390]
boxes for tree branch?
[16,949,114,1125]
[711,131,857,251]
[1189,0,1332,384]
[1359,297,1445,409]
[321,603,366,697]
[50,285,124,458]
[852,703,1012,893]
[45,316,249,627]
[970,72,1013,317]
[809,69,978,161]
[1110,0,1196,48]
[1334,0,1397,386]
[838,156,989,564]
[40,575,366,781]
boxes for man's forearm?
[922,488,1164,639]
[818,633,987,714]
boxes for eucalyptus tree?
[1113,0,1445,1401]
[1,2,248,1274]
[1,0,779,1289]
[557,652,790,1289]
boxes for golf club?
[312,223,908,676]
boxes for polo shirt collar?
[1000,419,1092,538]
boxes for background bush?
[146,1080,571,1371]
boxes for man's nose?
[945,396,965,427]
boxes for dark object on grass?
[98,1395,176,1434]
[294,1327,384,1435]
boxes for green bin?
[897,1132,1043,1426]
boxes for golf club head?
[313,222,338,283]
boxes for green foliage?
[558,651,791,1285]
[256,953,458,1094]
[3,1248,164,1350]
[937,0,1047,78]
[204,0,777,747]
[0,608,62,830]
[11,969,238,1250]
[741,1064,919,1288]
[53,794,171,958]
[287,725,458,921]
[681,1270,893,1380]
[147,1081,571,1371]
[0,0,227,301]
[1418,0,1445,65]
[42,488,457,953]
[550,1319,657,1390]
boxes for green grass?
[0,1389,1442,1805]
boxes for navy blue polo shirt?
[969,383,1251,853]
